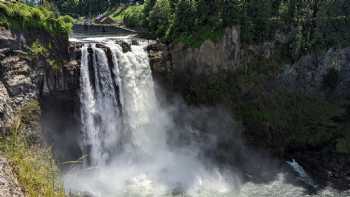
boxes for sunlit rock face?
[0,27,37,131]
[170,27,240,75]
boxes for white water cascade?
[80,44,123,166]
[64,36,350,197]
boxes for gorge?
[0,0,350,196]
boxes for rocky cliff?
[149,27,239,82]
[0,26,80,135]
[0,26,82,187]
[280,47,350,98]
[148,26,350,190]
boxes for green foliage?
[174,58,344,151]
[0,101,65,197]
[110,0,349,51]
[240,90,342,146]
[0,1,73,35]
[175,28,224,48]
[48,59,62,72]
[29,40,64,72]
[30,40,48,58]
[148,0,172,37]
[122,5,145,28]
[20,100,41,130]
[51,0,142,16]
[57,15,74,32]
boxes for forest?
[32,0,349,60]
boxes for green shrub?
[0,1,73,35]
[176,27,224,48]
[241,90,343,146]
[30,40,48,58]
[48,59,62,72]
[123,5,145,28]
[148,0,172,36]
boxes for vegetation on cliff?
[0,1,74,72]
[0,1,73,35]
[0,2,73,195]
[167,63,348,154]
[109,0,350,54]
[0,100,64,197]
[138,0,350,157]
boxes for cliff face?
[40,45,81,162]
[0,26,81,161]
[171,27,240,75]
[280,47,350,98]
[148,26,350,189]
[150,27,350,100]
[149,27,239,81]
[0,27,40,133]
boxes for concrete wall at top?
[73,24,136,35]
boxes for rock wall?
[280,47,350,98]
[40,45,81,162]
[0,26,81,162]
[150,26,350,100]
[148,26,350,189]
[0,27,40,133]
[170,27,240,75]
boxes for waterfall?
[70,39,234,196]
[79,45,100,166]
[78,38,169,168]
[79,44,123,166]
